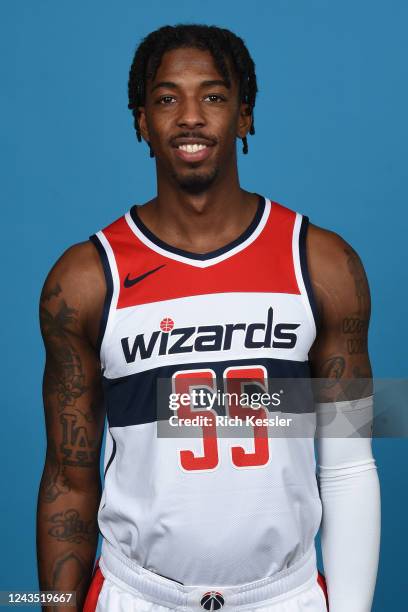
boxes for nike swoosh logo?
[124,264,166,288]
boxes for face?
[137,47,252,194]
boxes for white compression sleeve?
[316,396,381,612]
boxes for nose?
[176,95,206,129]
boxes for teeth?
[178,144,207,153]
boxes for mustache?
[169,132,218,146]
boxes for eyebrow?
[201,79,230,89]
[150,81,178,93]
[150,79,230,93]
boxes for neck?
[157,151,243,211]
[145,157,257,249]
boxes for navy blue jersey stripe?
[299,216,320,331]
[103,433,117,478]
[89,234,114,353]
[102,357,314,427]
[129,195,266,261]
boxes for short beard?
[172,167,219,195]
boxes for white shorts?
[84,542,328,612]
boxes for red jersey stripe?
[101,201,300,309]
[83,561,105,612]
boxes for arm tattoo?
[343,249,370,355]
[344,247,369,315]
[47,509,97,543]
[342,317,368,334]
[39,285,101,609]
[321,356,345,387]
[43,440,71,502]
[319,358,372,398]
[47,550,88,611]
[60,412,97,467]
[41,282,62,302]
[41,300,88,411]
[51,550,87,585]
[41,291,101,467]
[343,317,368,354]
[346,337,368,355]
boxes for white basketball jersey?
[90,196,322,587]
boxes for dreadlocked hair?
[128,24,258,154]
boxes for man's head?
[128,24,258,194]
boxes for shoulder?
[41,241,105,303]
[305,223,369,283]
[40,241,105,344]
[42,240,103,283]
[305,223,370,321]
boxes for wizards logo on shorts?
[121,307,300,363]
[200,591,225,610]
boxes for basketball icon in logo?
[160,317,174,332]
[200,591,225,610]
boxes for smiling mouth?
[173,141,214,163]
[177,144,208,153]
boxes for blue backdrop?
[1,1,407,609]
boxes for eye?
[204,94,226,103]
[157,95,176,104]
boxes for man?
[37,24,380,611]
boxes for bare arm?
[37,242,106,611]
[308,224,372,397]
[307,225,380,612]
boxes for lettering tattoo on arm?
[47,509,98,544]
[342,248,370,356]
[344,247,370,315]
[60,411,98,467]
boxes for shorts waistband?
[99,539,318,609]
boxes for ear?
[236,103,252,139]
[137,107,150,142]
